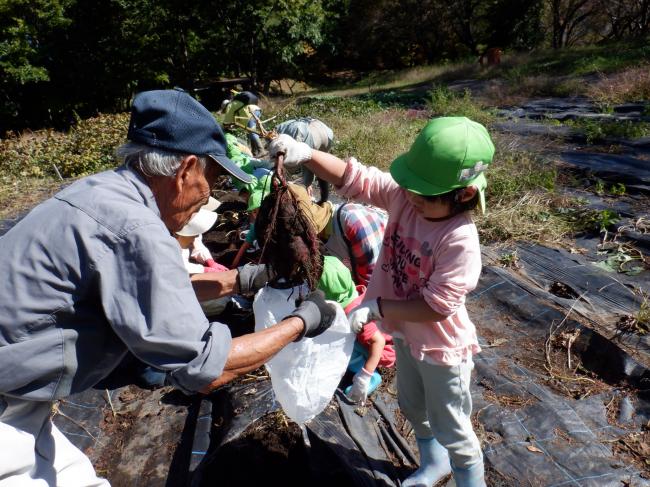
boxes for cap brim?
[202,196,221,212]
[176,209,218,236]
[208,154,253,184]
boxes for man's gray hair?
[116,142,207,177]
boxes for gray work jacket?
[0,166,232,401]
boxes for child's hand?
[347,368,374,404]
[347,298,382,334]
[268,134,313,167]
[205,259,229,272]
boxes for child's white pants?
[394,338,483,469]
[0,396,109,487]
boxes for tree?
[549,0,596,48]
[599,0,650,40]
[0,0,71,131]
[198,0,326,93]
[484,0,545,51]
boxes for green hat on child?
[390,117,495,212]
[318,256,358,308]
[246,175,273,211]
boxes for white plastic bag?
[254,284,354,424]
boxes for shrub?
[0,113,128,179]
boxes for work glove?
[286,289,337,341]
[347,368,374,404]
[347,298,382,334]
[268,134,313,168]
[237,263,273,294]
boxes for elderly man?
[0,89,334,486]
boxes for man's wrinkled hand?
[287,289,337,341]
[268,134,313,168]
[347,298,382,334]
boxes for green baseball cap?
[318,256,358,308]
[390,117,495,212]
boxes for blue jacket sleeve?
[95,223,232,394]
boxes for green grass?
[497,42,650,79]
[307,41,650,105]
[567,119,650,144]
[477,145,578,243]
[428,86,496,127]
[323,42,650,94]
[3,42,648,246]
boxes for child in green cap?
[230,175,273,269]
[268,116,494,487]
[318,254,395,404]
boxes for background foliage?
[1,0,649,133]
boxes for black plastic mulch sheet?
[53,385,198,486]
[22,241,650,486]
[495,98,650,193]
[188,242,649,487]
[468,243,650,486]
[189,379,417,487]
[53,388,114,454]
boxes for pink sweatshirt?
[338,158,482,366]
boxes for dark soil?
[198,407,359,487]
[199,412,310,487]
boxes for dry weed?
[0,176,66,220]
[477,192,573,244]
[588,65,650,105]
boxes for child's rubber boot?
[402,437,452,487]
[451,459,486,487]
[367,371,381,395]
[346,342,368,374]
[347,353,366,374]
[136,366,167,389]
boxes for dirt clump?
[198,412,310,487]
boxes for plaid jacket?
[332,203,387,286]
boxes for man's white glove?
[347,298,382,334]
[347,368,373,404]
[268,134,313,168]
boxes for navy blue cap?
[128,89,252,184]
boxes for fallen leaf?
[485,338,508,348]
[526,445,544,453]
